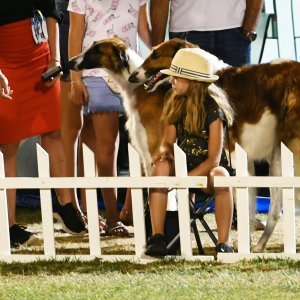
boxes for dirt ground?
[11,210,300,257]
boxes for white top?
[169,0,246,32]
[68,0,146,77]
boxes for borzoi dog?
[129,38,300,252]
[68,37,169,176]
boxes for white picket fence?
[0,143,299,263]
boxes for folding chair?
[166,192,217,255]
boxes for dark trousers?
[170,27,251,66]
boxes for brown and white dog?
[69,37,300,252]
[68,37,169,176]
[129,38,300,252]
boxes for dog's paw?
[251,243,264,253]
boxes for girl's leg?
[77,114,97,213]
[207,166,233,245]
[119,189,133,226]
[77,116,107,232]
[149,159,175,235]
[145,158,175,256]
[91,112,128,236]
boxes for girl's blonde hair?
[162,81,234,134]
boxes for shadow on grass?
[0,258,300,276]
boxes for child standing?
[145,48,235,257]
[66,0,151,236]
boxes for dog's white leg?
[248,161,257,230]
[252,187,282,252]
[252,148,282,252]
[245,160,265,231]
[287,138,300,214]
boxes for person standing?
[150,0,263,66]
[66,0,151,236]
[0,0,87,247]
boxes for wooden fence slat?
[0,176,209,189]
[128,144,146,256]
[174,144,193,258]
[0,151,10,255]
[36,144,55,256]
[281,143,296,254]
[213,176,300,188]
[82,144,101,256]
[235,143,250,254]
[0,142,299,262]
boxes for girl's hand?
[152,151,174,165]
[0,72,13,100]
[70,80,89,105]
[43,59,62,87]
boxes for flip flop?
[105,221,129,237]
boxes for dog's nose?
[68,59,77,71]
[128,71,138,83]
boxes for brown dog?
[129,38,300,252]
[68,37,170,176]
[69,37,300,252]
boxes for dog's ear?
[184,40,198,49]
[172,39,198,57]
[119,49,129,69]
[113,46,129,69]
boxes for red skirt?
[0,19,60,144]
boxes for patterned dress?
[177,97,230,171]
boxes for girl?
[66,0,151,236]
[145,48,235,256]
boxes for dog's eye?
[151,51,159,59]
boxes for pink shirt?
[68,0,146,77]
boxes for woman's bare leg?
[60,80,83,207]
[0,142,20,226]
[91,112,126,234]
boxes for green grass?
[2,208,299,299]
[0,259,299,299]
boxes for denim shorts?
[170,27,251,67]
[83,77,124,115]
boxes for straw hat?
[160,48,219,82]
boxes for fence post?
[0,152,10,255]
[235,143,250,253]
[128,144,146,257]
[281,143,296,253]
[36,144,56,256]
[82,144,101,256]
[174,144,193,257]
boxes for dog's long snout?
[128,70,139,83]
[68,57,80,71]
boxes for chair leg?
[166,196,218,255]
[166,231,180,252]
[199,217,218,245]
[191,219,205,255]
